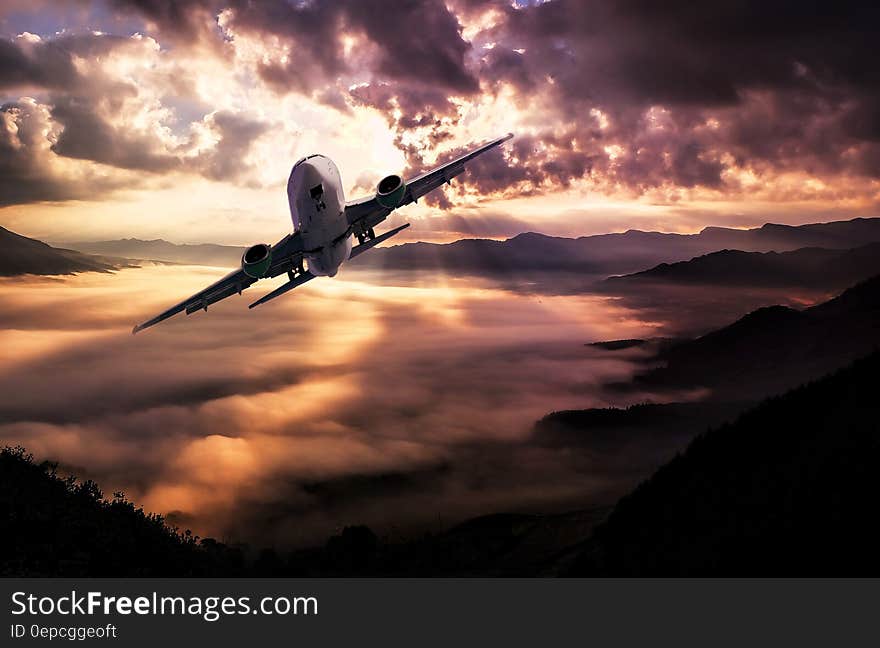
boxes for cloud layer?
[0,266,669,545]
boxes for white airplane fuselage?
[287,154,351,277]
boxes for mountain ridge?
[0,226,118,276]
[626,274,880,400]
[56,237,247,267]
[607,242,880,288]
[341,216,880,275]
[56,217,880,274]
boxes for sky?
[1,0,879,245]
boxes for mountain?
[607,242,880,289]
[568,350,880,575]
[58,238,246,267]
[0,226,117,276]
[697,218,880,251]
[628,274,880,400]
[357,217,880,276]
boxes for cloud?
[50,95,182,172]
[343,0,880,207]
[195,110,272,182]
[2,1,880,224]
[0,266,662,545]
[0,98,135,206]
[216,0,479,95]
[0,31,131,92]
[109,0,224,50]
[0,31,271,204]
[454,0,880,199]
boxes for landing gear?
[288,259,306,281]
[355,227,376,245]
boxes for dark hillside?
[630,275,880,400]
[607,243,880,289]
[0,447,242,576]
[0,226,116,276]
[569,351,880,576]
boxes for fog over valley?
[0,265,672,546]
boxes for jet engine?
[376,174,406,209]
[241,243,272,278]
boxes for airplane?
[132,133,514,333]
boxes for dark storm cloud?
[50,96,182,172]
[109,0,217,44]
[0,101,76,205]
[337,0,477,93]
[0,38,78,90]
[48,98,268,179]
[4,0,880,205]
[480,0,880,109]
[0,99,133,206]
[216,0,477,95]
[464,0,880,193]
[197,110,272,182]
[0,32,131,91]
[345,0,880,202]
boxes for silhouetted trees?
[0,446,243,576]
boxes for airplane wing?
[345,133,513,236]
[132,231,305,334]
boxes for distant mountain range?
[568,350,880,575]
[358,217,880,275]
[57,217,880,276]
[56,238,247,267]
[0,226,118,276]
[607,242,880,289]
